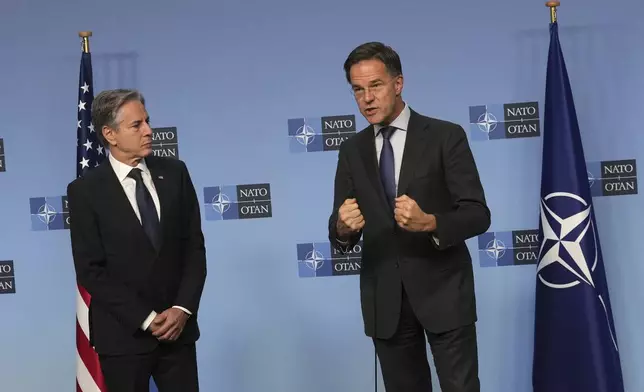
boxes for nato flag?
[532,21,625,392]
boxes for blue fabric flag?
[532,21,624,392]
[76,51,105,177]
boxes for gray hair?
[91,88,146,148]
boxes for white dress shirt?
[108,153,192,331]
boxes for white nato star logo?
[88,123,95,133]
[485,238,506,260]
[537,192,597,289]
[211,193,231,214]
[79,157,90,169]
[78,100,86,112]
[304,250,325,271]
[476,111,498,133]
[296,124,316,146]
[80,82,90,94]
[97,145,104,155]
[37,203,57,225]
[537,191,619,351]
[83,140,93,151]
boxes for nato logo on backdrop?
[0,138,5,172]
[151,127,179,158]
[587,159,638,196]
[468,101,540,141]
[204,183,272,220]
[29,196,69,231]
[0,260,15,294]
[297,241,362,278]
[477,229,540,267]
[288,115,356,153]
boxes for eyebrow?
[129,116,150,126]
[353,79,384,88]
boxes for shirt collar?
[374,102,410,136]
[108,152,150,183]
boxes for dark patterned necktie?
[379,126,397,209]
[127,168,161,250]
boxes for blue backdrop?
[0,0,642,391]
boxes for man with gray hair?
[67,88,207,391]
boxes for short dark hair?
[91,89,146,148]
[343,42,403,84]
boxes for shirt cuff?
[172,305,192,315]
[431,235,439,246]
[141,310,157,331]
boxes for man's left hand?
[152,308,189,342]
[394,195,436,232]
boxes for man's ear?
[394,75,404,96]
[102,126,118,148]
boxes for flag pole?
[79,31,92,53]
[546,1,560,23]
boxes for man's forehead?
[120,103,147,118]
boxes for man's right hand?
[336,198,365,238]
[148,313,167,335]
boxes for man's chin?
[142,147,153,156]
[363,110,391,126]
[364,114,383,125]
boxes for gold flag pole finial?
[78,31,92,53]
[546,1,560,23]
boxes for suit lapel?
[358,127,391,212]
[397,110,431,196]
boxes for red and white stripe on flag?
[76,285,106,391]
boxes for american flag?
[75,49,107,392]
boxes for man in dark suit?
[67,89,207,392]
[328,42,491,392]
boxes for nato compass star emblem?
[37,203,57,225]
[304,249,324,271]
[537,192,596,289]
[476,111,498,133]
[537,191,618,351]
[211,192,231,214]
[485,238,506,260]
[295,124,316,146]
